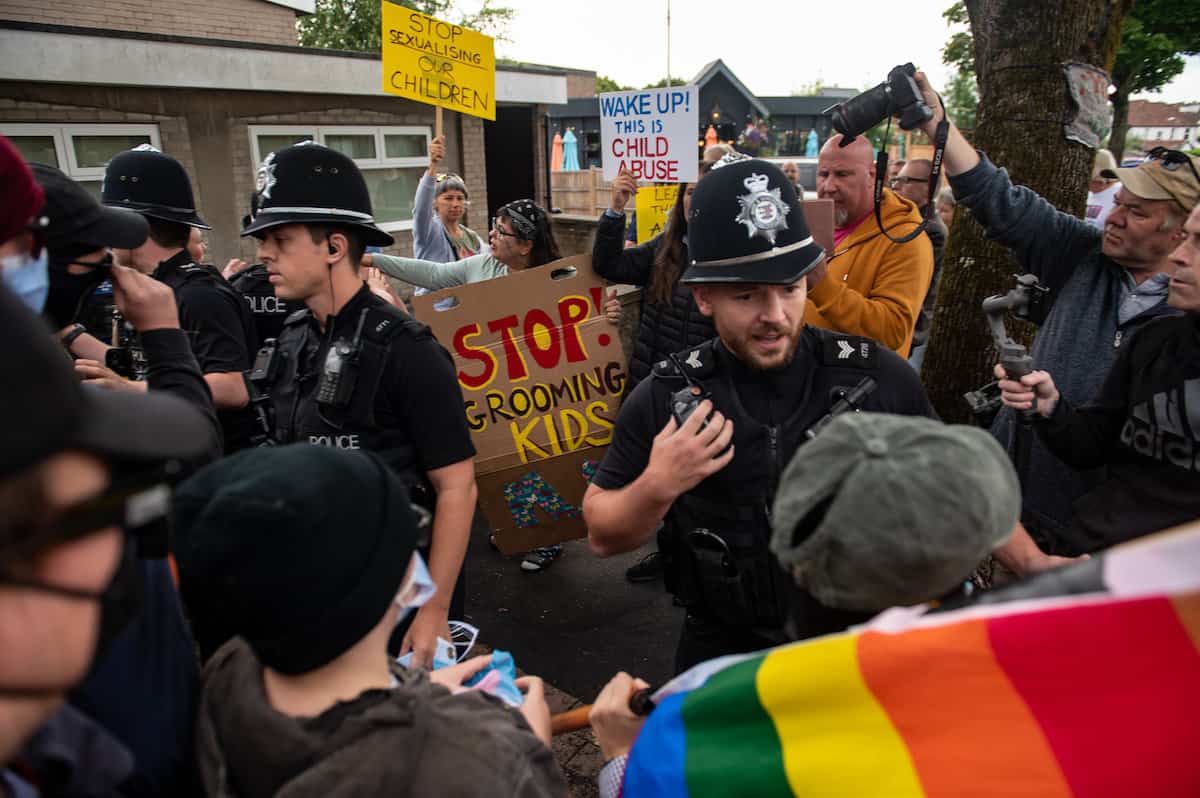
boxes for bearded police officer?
[583,158,937,672]
[102,145,259,453]
[242,142,477,668]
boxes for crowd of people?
[1,65,1198,797]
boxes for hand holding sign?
[610,169,637,214]
[428,135,445,174]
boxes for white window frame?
[248,125,430,232]
[0,123,161,181]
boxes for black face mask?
[43,256,113,330]
[0,536,143,699]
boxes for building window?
[249,126,430,232]
[0,124,160,200]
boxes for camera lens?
[825,83,893,142]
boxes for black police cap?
[240,142,394,248]
[102,145,209,229]
[681,157,824,285]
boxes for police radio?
[249,338,281,383]
[316,310,367,410]
[246,338,281,446]
[668,353,713,428]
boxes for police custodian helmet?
[102,144,209,229]
[240,142,394,248]
[680,156,824,284]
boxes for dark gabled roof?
[547,97,600,118]
[692,59,769,118]
[760,96,837,117]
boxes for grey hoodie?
[949,154,1176,543]
[195,639,566,798]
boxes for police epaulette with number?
[359,304,429,345]
[652,339,719,380]
[818,331,879,368]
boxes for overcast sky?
[490,0,1199,104]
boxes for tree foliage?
[1108,0,1200,160]
[596,75,633,93]
[298,0,515,51]
[791,80,827,97]
[941,2,974,77]
[940,4,978,132]
[944,70,978,130]
[939,0,1199,161]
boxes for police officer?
[227,256,298,344]
[102,145,259,453]
[242,142,478,668]
[227,189,300,343]
[583,157,936,673]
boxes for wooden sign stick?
[435,106,444,141]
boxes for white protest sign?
[599,85,698,184]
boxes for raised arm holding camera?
[910,71,1197,554]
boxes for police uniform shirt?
[591,328,937,492]
[270,283,476,475]
[153,250,259,452]
[229,263,298,343]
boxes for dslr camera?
[824,63,933,143]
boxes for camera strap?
[872,117,950,244]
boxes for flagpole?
[666,0,671,86]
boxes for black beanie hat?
[171,444,418,674]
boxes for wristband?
[60,323,88,352]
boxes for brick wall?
[0,0,299,46]
[0,96,196,185]
[566,72,597,98]
[458,114,489,236]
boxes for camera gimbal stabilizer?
[963,274,1050,424]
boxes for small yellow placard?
[636,185,679,243]
[381,4,496,121]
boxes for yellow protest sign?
[636,185,679,243]
[381,4,496,121]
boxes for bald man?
[809,135,933,358]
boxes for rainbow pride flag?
[623,527,1200,798]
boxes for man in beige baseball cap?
[1115,147,1200,216]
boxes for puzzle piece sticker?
[502,471,583,528]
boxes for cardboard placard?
[411,256,626,553]
[600,86,698,183]
[802,198,835,255]
[381,4,496,121]
[635,184,679,244]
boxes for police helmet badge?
[256,152,278,200]
[735,172,789,245]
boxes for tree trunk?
[1109,87,1130,162]
[923,0,1132,423]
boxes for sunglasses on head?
[435,173,462,183]
[1145,147,1200,185]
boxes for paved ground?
[459,515,682,795]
